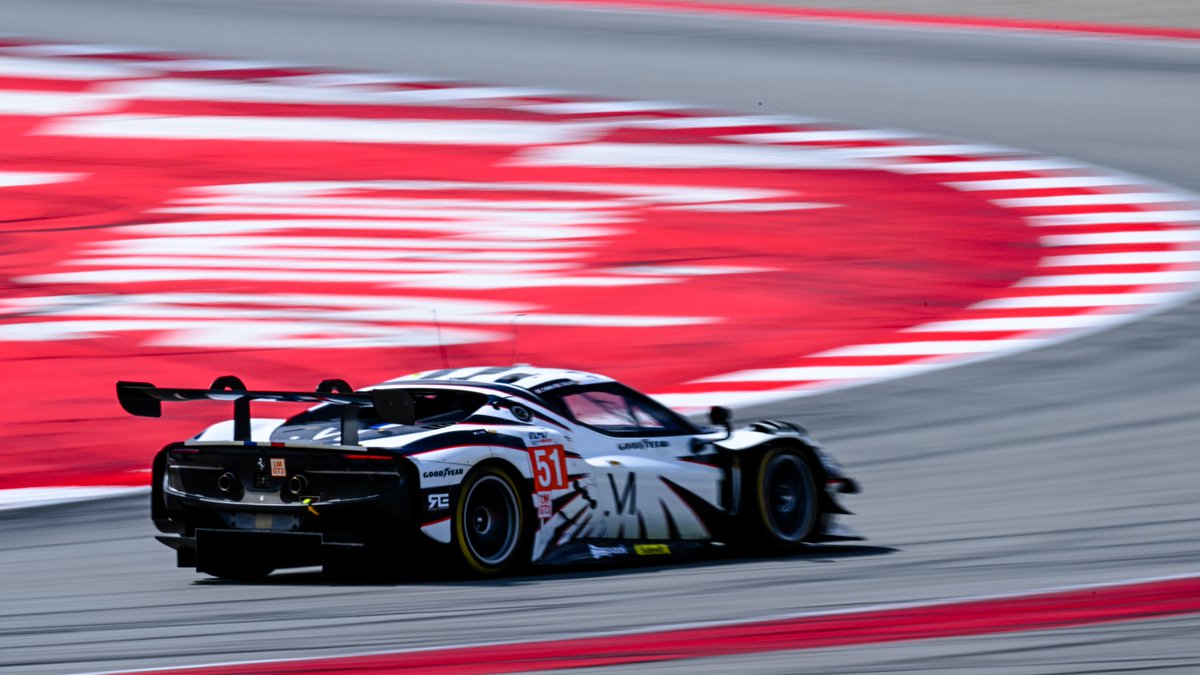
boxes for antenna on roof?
[432,310,449,369]
[510,313,526,366]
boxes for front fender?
[713,420,860,496]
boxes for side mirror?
[709,406,733,440]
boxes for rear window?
[284,388,489,428]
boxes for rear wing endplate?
[116,376,415,446]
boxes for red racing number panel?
[528,445,570,492]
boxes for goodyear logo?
[422,467,465,479]
[617,440,669,451]
[634,543,671,556]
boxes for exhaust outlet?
[287,474,308,496]
[216,472,238,493]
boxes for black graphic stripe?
[569,513,593,542]
[660,498,681,540]
[553,490,582,513]
[399,430,494,454]
[660,476,729,539]
[490,433,531,451]
[550,504,588,545]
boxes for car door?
[550,384,724,542]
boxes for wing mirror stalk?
[709,406,733,441]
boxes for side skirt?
[534,538,714,566]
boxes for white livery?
[119,366,861,579]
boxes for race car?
[118,366,861,580]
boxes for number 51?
[529,445,568,491]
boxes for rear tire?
[453,465,528,576]
[743,447,819,553]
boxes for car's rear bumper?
[158,529,380,573]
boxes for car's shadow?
[195,543,898,587]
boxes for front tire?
[744,447,819,553]
[453,465,528,576]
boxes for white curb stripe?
[698,364,934,383]
[1031,210,1200,226]
[1041,251,1200,266]
[1016,271,1200,287]
[11,304,710,327]
[72,256,577,273]
[518,100,691,114]
[0,90,113,115]
[1042,231,1200,246]
[95,235,586,250]
[829,144,1014,158]
[888,158,1084,174]
[120,219,622,237]
[813,339,1047,356]
[727,129,919,142]
[1,39,1199,495]
[906,315,1128,332]
[143,58,295,72]
[974,293,1179,308]
[0,171,87,187]
[0,486,146,511]
[992,193,1188,208]
[0,54,144,79]
[38,114,601,145]
[17,269,676,289]
[103,79,435,105]
[273,73,448,86]
[947,176,1139,191]
[628,115,816,129]
[516,143,867,169]
[86,247,583,262]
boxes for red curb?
[113,576,1200,674]
[2,40,1199,499]
[473,0,1200,42]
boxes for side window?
[559,387,678,435]
[561,391,636,428]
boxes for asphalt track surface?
[1,1,1199,673]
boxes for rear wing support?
[116,376,416,445]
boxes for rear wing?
[116,376,415,446]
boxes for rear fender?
[150,446,183,533]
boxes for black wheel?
[744,447,819,552]
[453,465,528,575]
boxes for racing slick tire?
[743,446,820,553]
[452,464,530,576]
